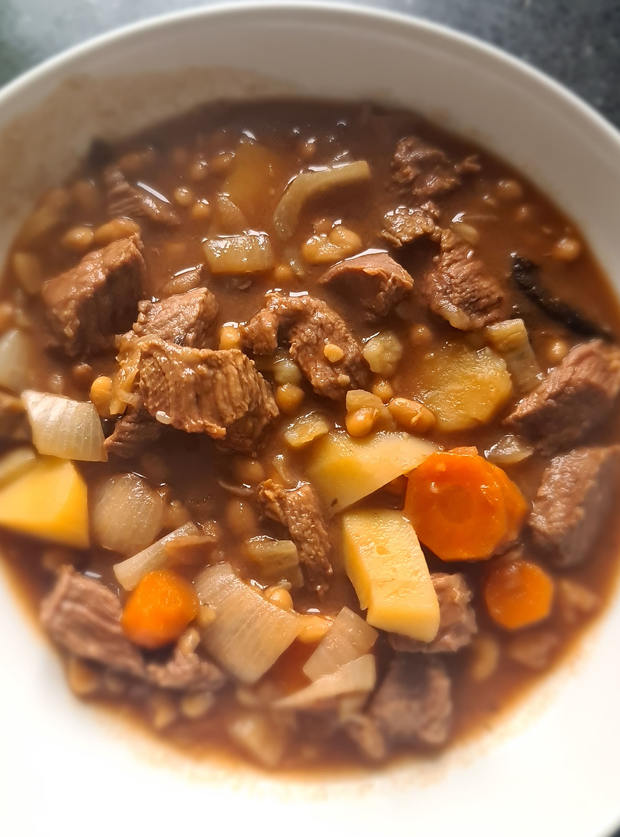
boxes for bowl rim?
[1,0,619,151]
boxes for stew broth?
[1,100,619,770]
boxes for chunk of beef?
[421,229,508,330]
[0,391,30,441]
[132,287,219,348]
[528,446,620,567]
[147,644,227,692]
[381,204,440,248]
[392,135,479,203]
[505,341,620,452]
[138,337,278,453]
[104,404,162,459]
[104,166,180,227]
[348,655,452,760]
[243,293,369,399]
[390,573,477,653]
[257,479,332,594]
[319,252,414,319]
[42,235,145,357]
[41,565,145,677]
[41,567,227,692]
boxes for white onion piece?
[274,654,376,710]
[113,521,198,589]
[0,329,33,393]
[243,536,303,588]
[486,433,534,466]
[484,318,541,393]
[195,562,300,684]
[92,473,165,557]
[202,233,274,274]
[227,711,289,768]
[0,446,36,487]
[22,390,106,461]
[273,161,371,239]
[303,606,378,681]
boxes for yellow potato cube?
[342,509,439,642]
[410,341,513,431]
[306,430,436,513]
[0,456,89,548]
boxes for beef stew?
[0,100,619,770]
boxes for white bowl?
[1,4,619,836]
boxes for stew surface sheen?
[0,100,619,772]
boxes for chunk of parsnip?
[411,342,512,431]
[306,430,436,513]
[342,509,439,641]
[0,455,89,548]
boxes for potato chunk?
[410,341,512,431]
[306,430,436,513]
[0,456,89,548]
[342,509,439,641]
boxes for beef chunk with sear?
[529,446,620,567]
[138,337,278,453]
[41,566,226,691]
[505,340,620,452]
[104,404,162,459]
[347,655,452,760]
[319,251,414,320]
[42,235,145,357]
[243,293,370,399]
[132,287,219,348]
[381,204,440,249]
[390,573,477,654]
[41,565,145,677]
[147,644,226,692]
[420,229,508,330]
[104,166,180,227]
[392,135,479,203]
[257,479,333,594]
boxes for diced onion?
[202,233,274,274]
[227,711,289,768]
[113,521,198,589]
[194,562,300,684]
[484,319,541,393]
[273,161,371,239]
[283,413,330,450]
[274,654,376,710]
[243,536,303,588]
[214,194,248,234]
[0,446,36,487]
[0,329,33,393]
[485,433,534,465]
[303,606,378,681]
[22,390,106,462]
[92,473,165,556]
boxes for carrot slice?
[121,569,199,649]
[404,448,527,561]
[484,559,554,630]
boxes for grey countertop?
[1,0,620,127]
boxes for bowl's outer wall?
[0,6,619,837]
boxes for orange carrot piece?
[484,559,554,630]
[121,569,199,649]
[404,448,527,561]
